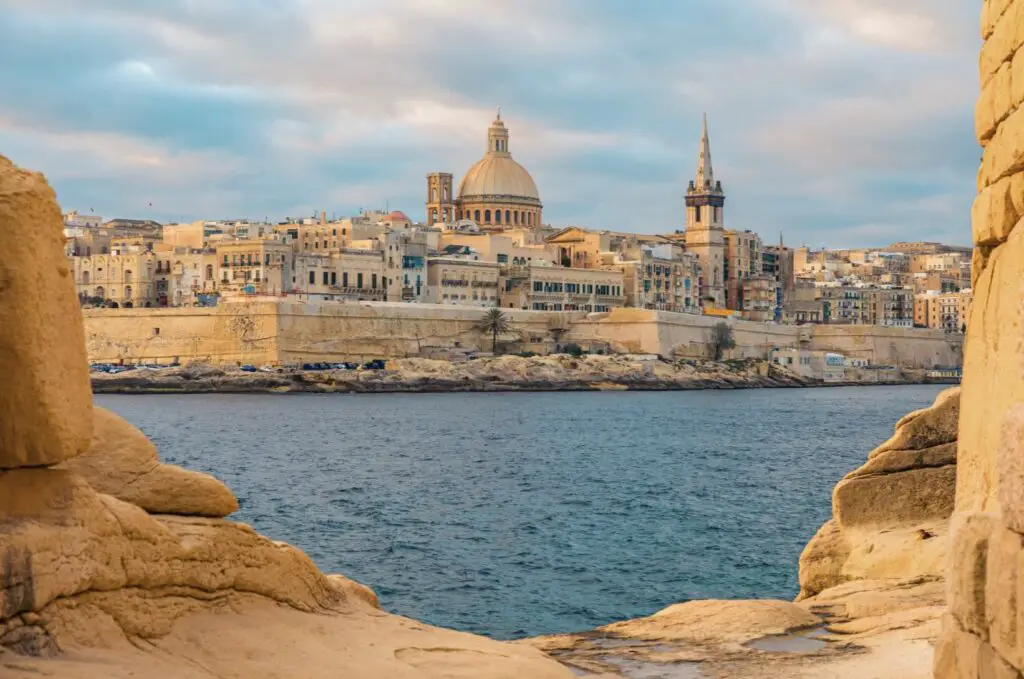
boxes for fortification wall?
[809,325,960,368]
[83,301,959,368]
[274,301,562,363]
[83,302,280,364]
[567,308,804,359]
[934,2,1024,676]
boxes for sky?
[0,0,980,247]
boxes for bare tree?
[709,322,736,361]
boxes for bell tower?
[425,172,454,225]
[684,114,726,307]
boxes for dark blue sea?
[97,385,944,640]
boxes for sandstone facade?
[935,2,1024,676]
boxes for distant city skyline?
[1,0,977,248]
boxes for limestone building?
[430,113,543,230]
[684,115,726,307]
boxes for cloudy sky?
[0,0,979,247]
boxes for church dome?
[456,114,541,207]
[457,155,540,203]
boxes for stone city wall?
[808,324,961,370]
[934,1,1024,677]
[83,300,959,367]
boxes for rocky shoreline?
[91,356,956,394]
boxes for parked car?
[239,365,257,372]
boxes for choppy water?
[97,385,944,640]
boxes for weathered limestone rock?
[935,615,1020,679]
[957,226,1024,514]
[984,524,1023,666]
[0,156,92,468]
[599,599,821,645]
[948,513,998,639]
[797,389,958,600]
[834,467,956,529]
[797,520,851,600]
[849,442,957,479]
[981,105,1024,189]
[0,468,336,621]
[972,174,1022,245]
[978,62,1015,143]
[873,387,960,458]
[998,405,1024,535]
[979,0,1024,85]
[61,406,238,517]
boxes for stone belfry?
[425,172,455,225]
[684,113,726,307]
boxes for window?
[309,271,315,285]
[357,273,364,289]
[695,205,702,223]
[495,210,502,224]
[323,271,329,285]
[331,272,337,286]
[371,274,377,289]
[505,210,510,224]
[485,210,491,223]
[474,210,481,222]
[343,272,349,287]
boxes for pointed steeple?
[696,113,714,189]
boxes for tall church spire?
[696,112,714,189]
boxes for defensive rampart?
[82,300,961,368]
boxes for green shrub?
[564,343,584,357]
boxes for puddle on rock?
[601,656,707,678]
[745,626,830,654]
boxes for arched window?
[474,210,481,222]
[124,285,133,301]
[484,210,491,223]
[505,210,511,224]
[124,269,133,283]
[695,206,702,223]
[431,188,437,202]
[514,212,519,225]
[495,210,502,225]
[206,264,214,280]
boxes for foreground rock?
[0,156,93,468]
[526,579,942,678]
[59,406,239,518]
[797,387,959,600]
[90,356,945,394]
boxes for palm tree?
[475,308,511,354]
